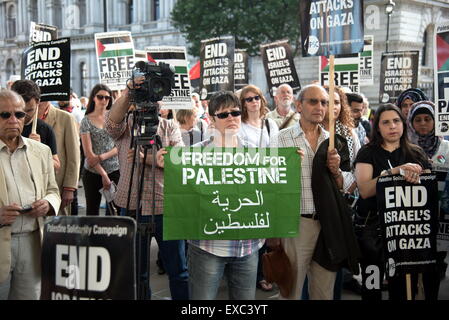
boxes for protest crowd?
[1,2,449,303]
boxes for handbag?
[354,210,383,262]
[262,244,294,298]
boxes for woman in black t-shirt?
[354,103,430,300]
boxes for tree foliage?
[171,0,301,57]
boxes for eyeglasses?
[302,98,329,106]
[96,94,112,101]
[215,110,242,119]
[0,111,27,120]
[244,95,260,103]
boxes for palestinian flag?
[437,32,449,72]
[320,54,359,72]
[95,33,133,58]
[189,61,201,80]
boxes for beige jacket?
[0,138,61,283]
[43,106,80,214]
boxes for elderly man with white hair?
[266,83,300,129]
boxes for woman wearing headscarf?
[396,88,428,120]
[408,101,448,298]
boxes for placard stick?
[31,108,38,134]
[406,273,412,300]
[328,55,335,150]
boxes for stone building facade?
[0,0,448,107]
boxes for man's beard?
[279,99,293,109]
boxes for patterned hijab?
[396,88,428,109]
[408,101,441,158]
[335,120,355,161]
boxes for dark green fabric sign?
[164,147,301,240]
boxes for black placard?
[377,174,438,277]
[299,0,365,57]
[260,40,301,97]
[21,38,71,102]
[41,216,136,300]
[379,51,419,104]
[199,35,235,100]
[234,49,249,90]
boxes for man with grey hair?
[269,84,358,300]
[0,90,60,300]
[266,83,300,129]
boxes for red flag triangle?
[147,53,157,63]
[189,61,201,80]
[437,34,449,71]
[96,40,106,57]
[320,56,329,71]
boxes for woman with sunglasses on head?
[238,85,279,148]
[354,103,431,300]
[80,84,120,216]
[408,100,447,298]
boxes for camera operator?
[105,82,188,300]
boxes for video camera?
[128,61,175,141]
[130,61,175,104]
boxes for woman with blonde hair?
[176,108,207,146]
[238,85,278,148]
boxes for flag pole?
[328,55,335,150]
[406,273,412,300]
[31,108,38,135]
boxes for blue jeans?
[188,245,258,300]
[121,209,189,300]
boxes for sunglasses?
[96,94,112,101]
[302,98,329,106]
[215,110,242,119]
[244,95,260,103]
[0,111,26,120]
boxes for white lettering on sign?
[266,47,286,62]
[387,57,412,70]
[205,43,227,59]
[55,245,111,292]
[385,186,427,208]
[27,48,61,64]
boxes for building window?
[53,0,62,29]
[127,0,134,24]
[79,0,87,27]
[6,4,17,38]
[30,0,38,22]
[80,62,87,96]
[422,25,433,67]
[6,59,16,81]
[152,0,160,21]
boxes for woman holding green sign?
[186,91,265,300]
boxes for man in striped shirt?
[269,84,346,300]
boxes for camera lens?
[152,79,165,95]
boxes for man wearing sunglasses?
[266,84,300,129]
[0,90,60,300]
[268,84,357,300]
[38,90,80,216]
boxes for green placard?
[163,147,301,240]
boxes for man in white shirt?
[266,84,300,129]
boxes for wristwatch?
[381,169,393,176]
